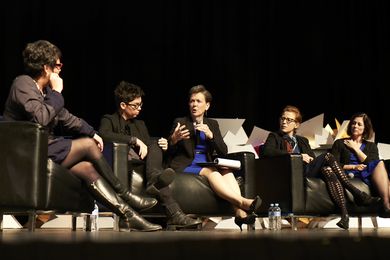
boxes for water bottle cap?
[275,203,279,206]
[270,203,274,206]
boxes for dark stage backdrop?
[1,1,390,143]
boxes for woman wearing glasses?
[3,40,161,232]
[99,81,202,230]
[167,85,262,231]
[261,105,379,229]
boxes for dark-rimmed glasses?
[127,102,143,110]
[55,63,63,69]
[280,116,296,124]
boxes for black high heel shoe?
[247,195,262,215]
[234,214,256,231]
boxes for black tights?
[60,138,102,184]
[321,166,348,216]
[324,153,364,197]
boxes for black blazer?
[99,112,152,145]
[261,131,315,158]
[167,116,228,173]
[331,138,379,167]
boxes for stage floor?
[1,226,390,259]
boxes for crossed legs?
[200,167,254,218]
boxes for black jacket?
[167,116,228,173]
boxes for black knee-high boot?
[93,156,157,211]
[321,166,349,230]
[88,178,162,232]
[325,153,380,206]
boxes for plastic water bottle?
[84,201,99,231]
[90,201,99,232]
[268,203,275,230]
[274,203,282,230]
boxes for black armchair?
[103,141,256,219]
[249,154,382,228]
[0,121,94,231]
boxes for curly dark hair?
[114,81,145,108]
[22,40,62,78]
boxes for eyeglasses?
[54,63,63,69]
[280,116,296,124]
[127,102,143,110]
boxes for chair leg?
[113,214,119,231]
[84,214,91,232]
[258,217,267,229]
[289,215,297,230]
[0,213,3,231]
[27,211,37,232]
[246,220,256,231]
[72,214,77,231]
[358,216,362,230]
[371,216,378,229]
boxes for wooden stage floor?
[1,226,390,260]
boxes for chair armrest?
[0,121,48,207]
[102,141,129,186]
[250,154,305,215]
[225,152,256,197]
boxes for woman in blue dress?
[331,112,390,216]
[167,85,261,230]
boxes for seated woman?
[2,40,161,232]
[261,105,379,229]
[167,85,261,231]
[331,112,390,216]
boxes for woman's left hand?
[93,133,104,152]
[158,137,168,151]
[195,123,214,139]
[301,153,314,164]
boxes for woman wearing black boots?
[167,85,262,231]
[3,40,161,232]
[331,113,390,217]
[261,105,380,230]
[99,81,202,230]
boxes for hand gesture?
[136,138,148,159]
[49,72,63,93]
[171,122,190,144]
[93,133,104,152]
[194,122,214,139]
[301,153,314,164]
[343,139,361,152]
[158,137,168,151]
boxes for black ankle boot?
[336,214,349,230]
[89,178,162,232]
[93,157,158,211]
[354,191,381,206]
[165,203,202,230]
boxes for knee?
[324,152,335,162]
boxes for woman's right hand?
[136,138,148,159]
[49,73,63,93]
[301,153,314,164]
[170,122,190,144]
